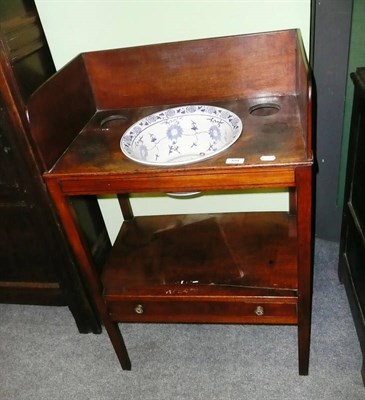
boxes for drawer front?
[107,298,298,324]
[344,216,365,311]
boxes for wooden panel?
[0,282,64,305]
[295,31,312,156]
[0,10,55,105]
[56,168,296,195]
[0,15,44,63]
[84,30,298,109]
[26,55,96,171]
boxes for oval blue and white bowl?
[120,105,243,166]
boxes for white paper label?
[225,158,245,165]
[260,155,276,161]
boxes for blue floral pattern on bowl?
[120,105,242,166]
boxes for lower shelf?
[102,212,298,324]
[0,282,66,305]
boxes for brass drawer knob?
[254,306,264,316]
[134,304,144,314]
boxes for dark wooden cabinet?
[339,67,365,385]
[0,0,110,333]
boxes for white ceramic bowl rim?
[120,104,243,166]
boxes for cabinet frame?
[339,67,365,384]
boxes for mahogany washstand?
[27,29,313,374]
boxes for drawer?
[106,297,298,324]
[345,216,365,310]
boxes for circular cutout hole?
[249,103,281,117]
[100,114,128,129]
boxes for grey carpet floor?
[0,239,364,400]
